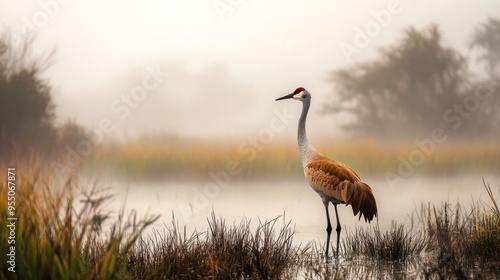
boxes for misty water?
[101,174,500,247]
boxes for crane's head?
[275,87,310,102]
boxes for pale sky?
[1,1,499,141]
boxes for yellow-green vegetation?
[0,159,160,279]
[86,138,500,181]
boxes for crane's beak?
[275,92,300,101]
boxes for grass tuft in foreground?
[343,221,427,262]
[125,214,302,279]
[0,162,160,280]
[420,180,500,278]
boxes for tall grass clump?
[0,161,159,279]
[126,213,302,279]
[342,221,427,262]
[300,182,500,279]
[420,181,500,278]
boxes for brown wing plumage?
[305,154,377,223]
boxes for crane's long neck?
[298,98,316,166]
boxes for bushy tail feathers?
[341,181,377,223]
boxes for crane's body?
[276,87,377,258]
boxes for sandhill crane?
[275,87,377,257]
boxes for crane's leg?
[323,200,332,258]
[333,203,341,257]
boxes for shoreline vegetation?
[1,159,499,279]
[83,139,500,181]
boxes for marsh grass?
[87,139,500,181]
[307,180,500,279]
[419,180,500,278]
[0,162,303,279]
[0,161,160,279]
[127,214,302,279]
[1,159,499,279]
[342,180,499,279]
[343,222,427,262]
